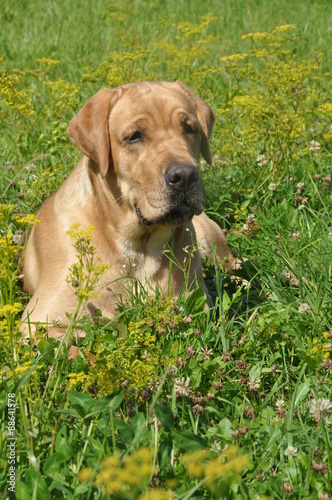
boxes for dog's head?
[68,81,214,227]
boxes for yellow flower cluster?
[67,223,96,240]
[217,24,330,172]
[307,334,331,360]
[0,302,23,317]
[176,14,218,39]
[44,78,80,118]
[83,333,158,397]
[82,14,219,88]
[220,53,248,63]
[68,371,87,388]
[84,297,180,398]
[24,165,66,206]
[78,445,248,497]
[0,203,15,220]
[241,25,296,47]
[181,446,249,489]
[0,318,21,340]
[144,296,182,331]
[35,57,60,68]
[128,320,157,348]
[0,233,19,282]
[0,203,34,374]
[0,64,34,120]
[79,447,155,496]
[66,224,110,300]
[7,360,32,378]
[13,214,40,226]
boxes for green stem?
[110,409,116,452]
[18,391,31,449]
[167,229,175,296]
[152,413,158,481]
[43,296,83,406]
[76,419,94,473]
[321,421,332,471]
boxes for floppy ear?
[175,81,215,164]
[67,88,119,177]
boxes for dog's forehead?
[110,82,197,123]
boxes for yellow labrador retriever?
[21,81,235,337]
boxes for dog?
[21,81,235,338]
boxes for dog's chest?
[114,227,173,284]
[119,252,163,284]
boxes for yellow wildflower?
[0,303,23,317]
[13,214,40,226]
[221,53,248,62]
[7,361,32,378]
[77,468,94,482]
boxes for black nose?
[165,163,199,192]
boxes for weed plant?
[0,1,331,498]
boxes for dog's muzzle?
[165,163,199,193]
[135,163,202,227]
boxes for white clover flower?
[166,365,178,377]
[268,182,277,192]
[246,214,255,225]
[276,399,285,409]
[52,316,63,326]
[248,378,261,392]
[214,440,221,452]
[280,268,291,282]
[175,376,191,397]
[200,347,213,361]
[26,162,36,171]
[256,154,269,167]
[298,303,312,314]
[310,398,332,424]
[309,140,320,152]
[12,231,23,245]
[285,445,298,457]
[289,230,300,241]
[199,158,208,170]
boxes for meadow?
[0,0,331,498]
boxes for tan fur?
[21,81,235,338]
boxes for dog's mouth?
[135,204,152,227]
[134,201,202,227]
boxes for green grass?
[1,0,332,498]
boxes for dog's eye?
[125,131,143,143]
[183,123,197,135]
